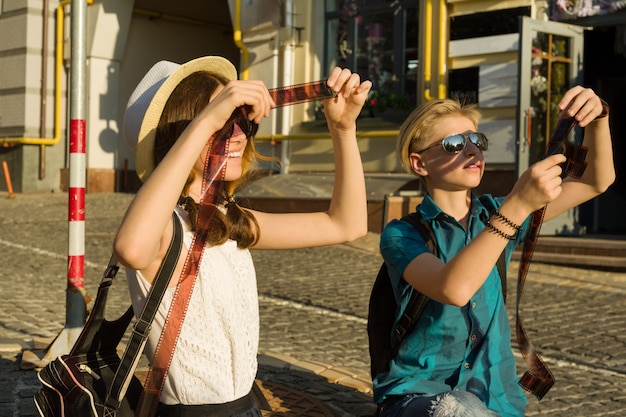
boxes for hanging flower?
[530,74,548,96]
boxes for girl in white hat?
[115,56,371,416]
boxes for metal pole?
[66,0,88,330]
[40,0,88,363]
[279,0,294,174]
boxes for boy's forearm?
[581,117,615,192]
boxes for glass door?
[517,17,584,174]
[324,1,418,118]
[517,17,585,235]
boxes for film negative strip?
[515,99,610,400]
[216,79,338,143]
[546,116,588,179]
[269,79,337,107]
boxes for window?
[450,7,531,41]
[325,0,418,114]
[448,67,479,104]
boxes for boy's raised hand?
[507,153,568,216]
[558,86,606,127]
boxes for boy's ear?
[409,152,428,176]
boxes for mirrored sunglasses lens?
[442,134,466,153]
[469,133,488,151]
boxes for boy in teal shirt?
[375,86,613,416]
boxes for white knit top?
[126,208,259,405]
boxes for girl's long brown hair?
[154,71,264,248]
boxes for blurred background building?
[1,0,624,233]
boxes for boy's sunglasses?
[415,131,488,154]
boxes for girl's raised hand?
[199,79,275,134]
[322,67,372,130]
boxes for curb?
[259,352,373,395]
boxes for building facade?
[1,0,624,232]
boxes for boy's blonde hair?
[397,99,481,174]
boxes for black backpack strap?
[496,248,507,303]
[389,212,435,350]
[105,212,183,411]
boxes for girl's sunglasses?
[216,106,259,140]
[415,131,488,154]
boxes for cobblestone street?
[1,192,625,416]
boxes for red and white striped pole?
[65,0,88,333]
[43,0,88,361]
[67,118,86,327]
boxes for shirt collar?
[417,192,490,223]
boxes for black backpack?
[367,210,507,380]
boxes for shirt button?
[471,302,477,308]
[464,363,470,369]
[471,334,477,341]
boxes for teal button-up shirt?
[374,193,529,417]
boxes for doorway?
[517,16,585,235]
[580,26,626,234]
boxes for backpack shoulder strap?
[105,212,183,411]
[496,248,507,303]
[389,211,436,347]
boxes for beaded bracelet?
[484,217,516,240]
[493,210,522,231]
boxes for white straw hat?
[123,56,237,181]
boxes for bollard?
[2,160,15,198]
